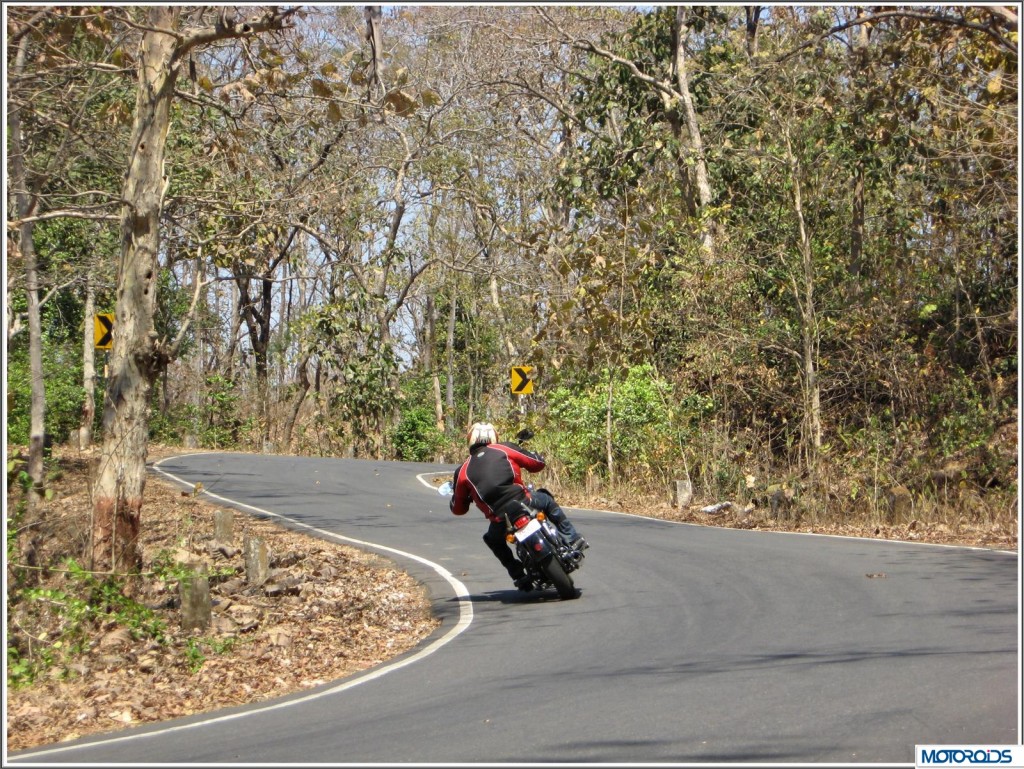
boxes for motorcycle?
[438,431,585,600]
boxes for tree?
[91,6,299,574]
[6,7,126,549]
[540,6,719,259]
[7,26,47,535]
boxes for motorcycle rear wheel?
[542,557,579,600]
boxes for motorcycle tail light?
[513,515,530,529]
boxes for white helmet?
[467,422,498,449]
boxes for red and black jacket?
[450,442,545,523]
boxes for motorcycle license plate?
[514,518,542,541]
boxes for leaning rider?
[449,422,587,592]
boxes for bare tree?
[91,6,299,573]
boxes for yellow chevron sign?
[510,366,534,395]
[94,313,114,350]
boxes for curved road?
[10,452,1019,764]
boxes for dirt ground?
[5,443,1017,753]
[6,445,439,753]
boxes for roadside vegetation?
[5,4,1017,748]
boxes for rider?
[449,422,588,592]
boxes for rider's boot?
[508,564,534,592]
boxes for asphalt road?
[9,452,1019,764]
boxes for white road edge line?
[10,455,474,761]
[14,456,1014,760]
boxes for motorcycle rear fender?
[514,527,554,565]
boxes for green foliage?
[5,345,89,446]
[149,549,234,585]
[6,560,168,689]
[391,406,444,462]
[183,635,237,674]
[298,302,401,453]
[149,375,252,448]
[6,498,27,582]
[548,364,678,481]
[153,267,197,359]
[184,637,206,672]
[931,373,991,458]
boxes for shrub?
[6,347,89,446]
[391,406,444,462]
[548,364,680,482]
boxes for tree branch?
[776,8,1017,63]
[176,7,301,58]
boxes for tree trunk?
[445,286,457,433]
[238,272,273,446]
[80,273,97,449]
[9,35,47,524]
[850,162,865,280]
[672,7,716,259]
[849,14,870,284]
[282,354,311,451]
[426,295,445,431]
[89,10,297,545]
[489,273,517,362]
[785,133,823,467]
[92,6,181,574]
[605,373,615,481]
[744,6,762,58]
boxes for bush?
[548,364,679,482]
[391,406,444,462]
[5,347,90,446]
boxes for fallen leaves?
[6,446,440,753]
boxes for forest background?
[5,3,1019,688]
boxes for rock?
[768,486,795,520]
[264,576,304,598]
[670,479,693,509]
[243,535,269,586]
[272,551,303,568]
[179,569,212,632]
[209,543,240,560]
[211,616,238,635]
[700,501,733,514]
[215,577,246,595]
[213,509,234,543]
[267,627,293,648]
[883,485,913,523]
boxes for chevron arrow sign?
[510,365,534,395]
[94,313,114,350]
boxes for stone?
[179,566,211,632]
[244,535,269,586]
[671,479,693,509]
[884,485,914,523]
[213,509,233,543]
